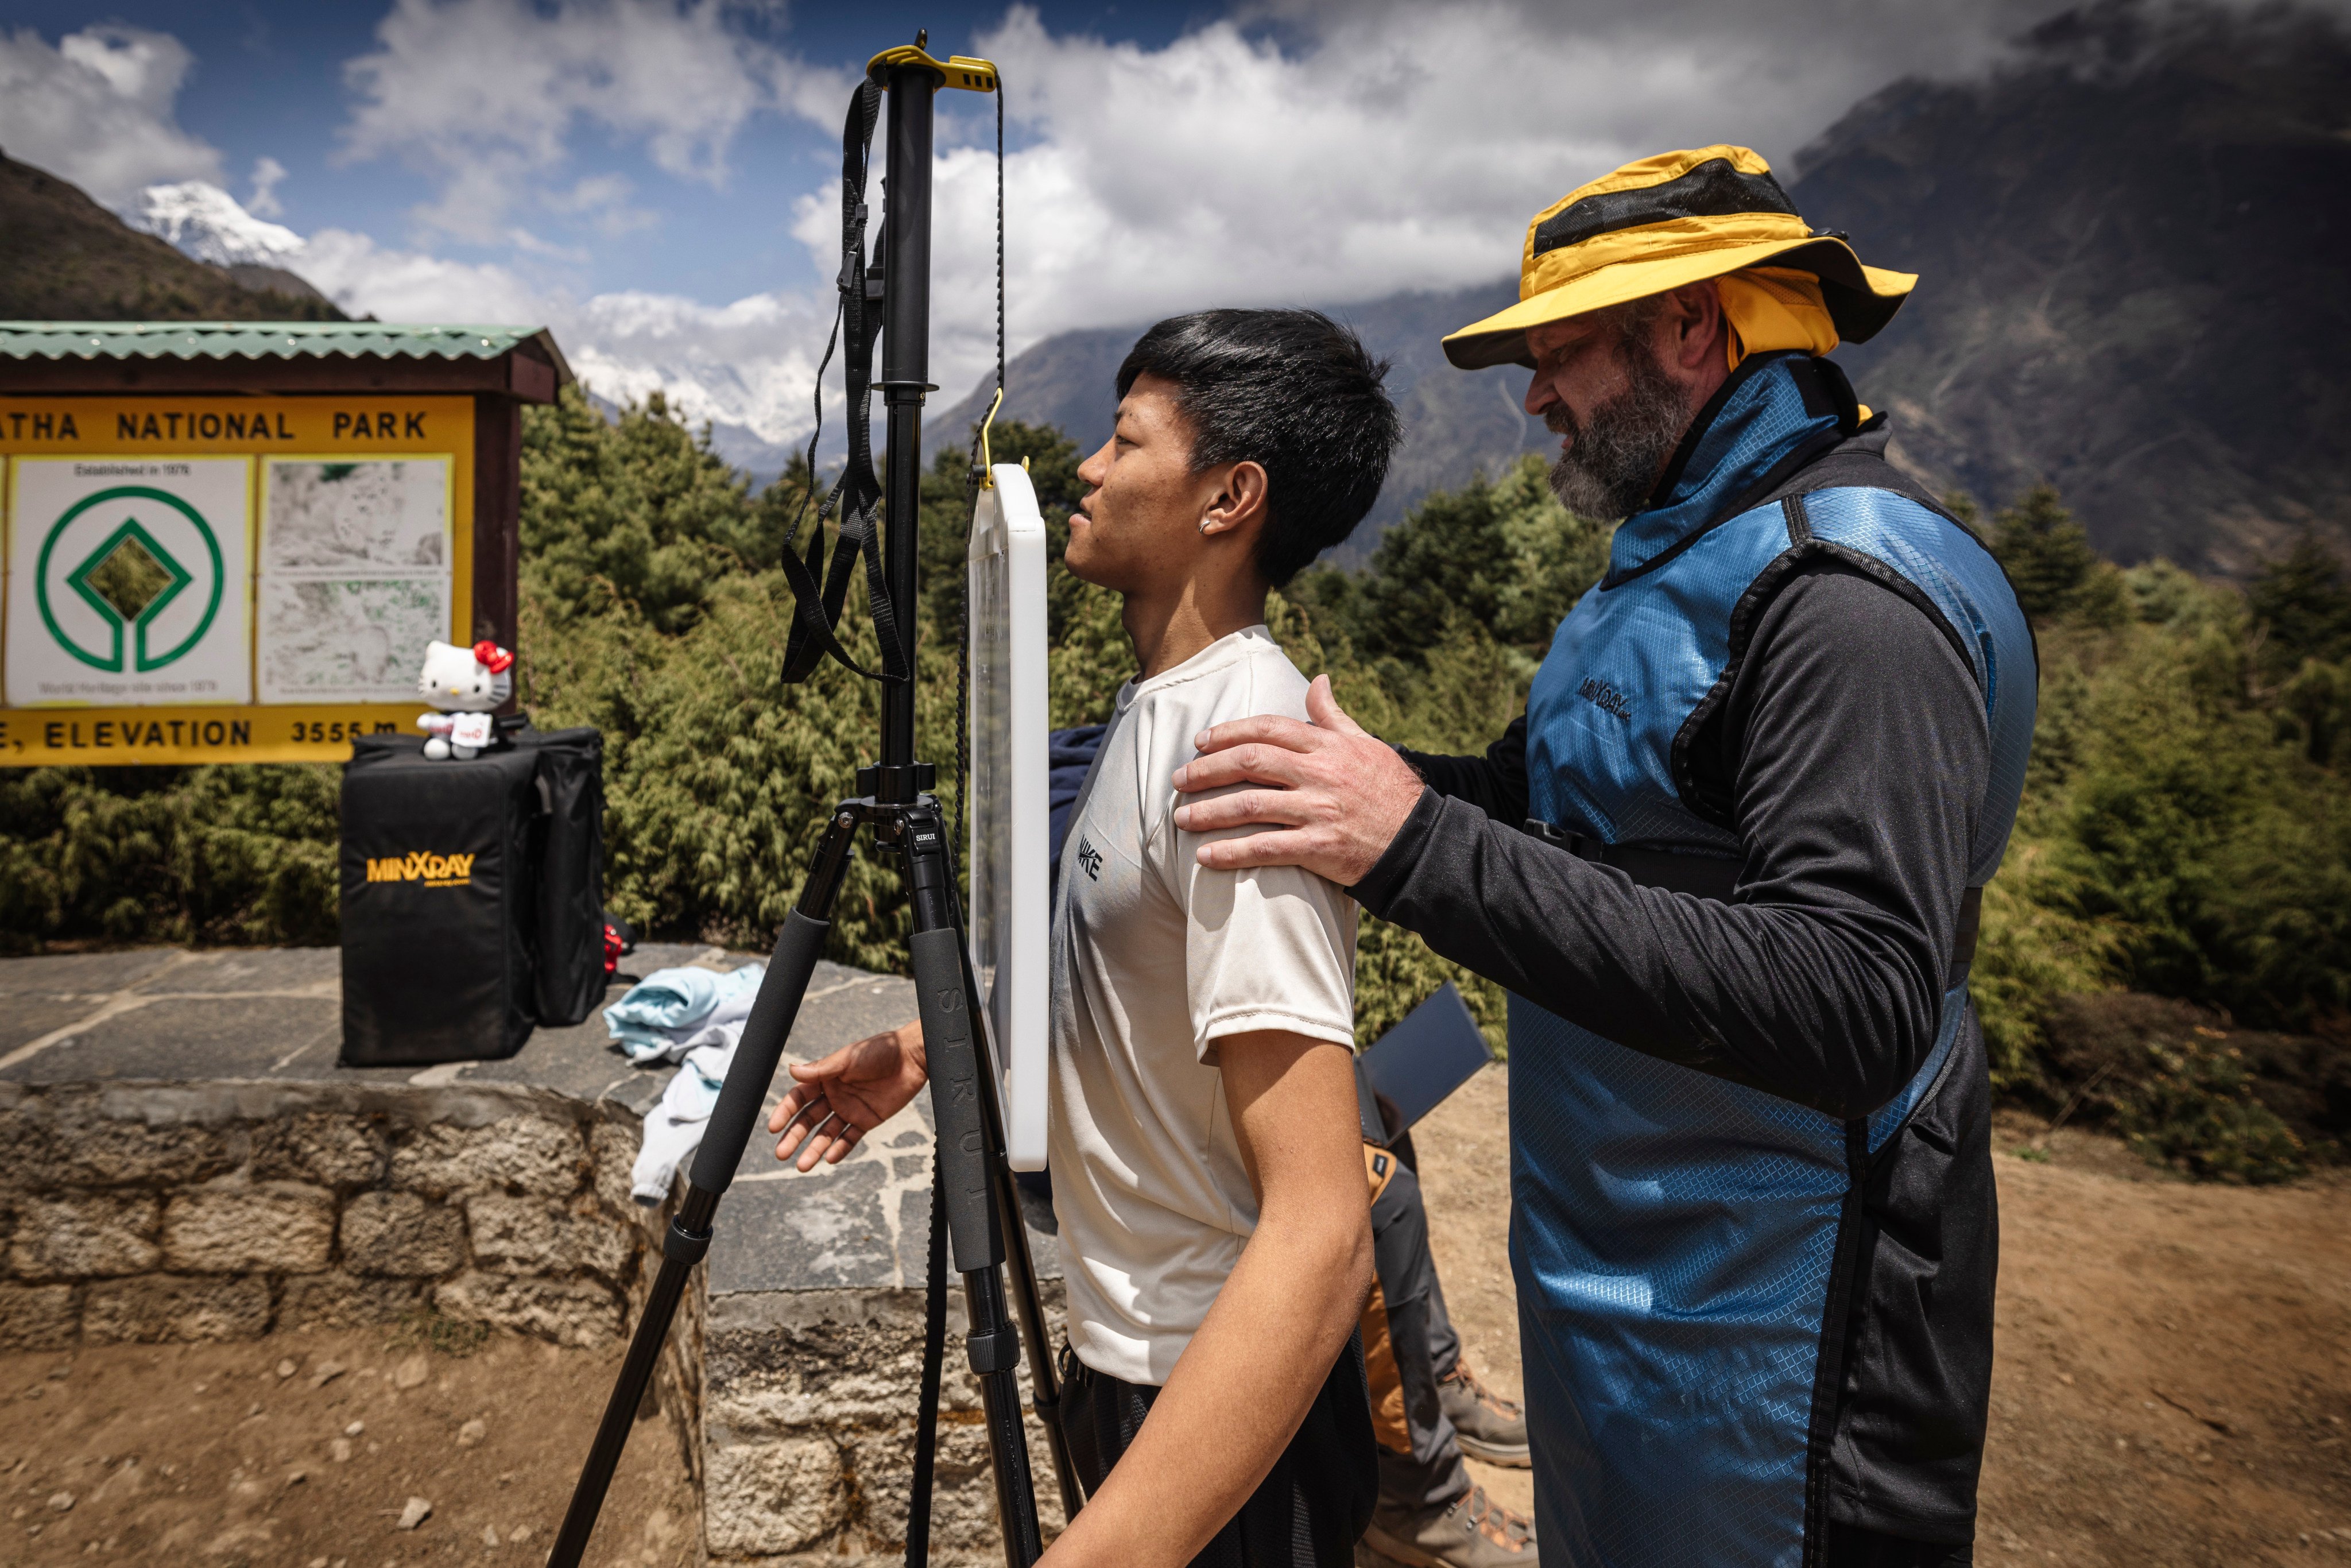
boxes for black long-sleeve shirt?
[1354,556,1989,1120]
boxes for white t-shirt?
[1048,625,1359,1386]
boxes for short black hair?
[1115,308,1400,587]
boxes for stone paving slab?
[1,996,100,1055]
[8,993,342,1084]
[0,947,184,997]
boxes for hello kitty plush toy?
[416,639,514,760]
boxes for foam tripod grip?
[688,910,830,1195]
[911,927,1004,1274]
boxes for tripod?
[549,40,1074,1568]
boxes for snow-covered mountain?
[130,181,307,269]
[119,177,842,478]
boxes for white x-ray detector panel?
[967,462,1049,1170]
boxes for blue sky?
[5,2,1212,308]
[0,0,2148,460]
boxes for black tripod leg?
[905,1157,948,1568]
[910,923,1045,1566]
[953,942,1085,1521]
[547,810,861,1568]
[994,1160,1085,1519]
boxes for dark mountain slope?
[929,281,1549,561]
[1794,1,2351,574]
[0,150,343,323]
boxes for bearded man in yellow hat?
[1171,147,2036,1568]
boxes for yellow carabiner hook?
[975,385,1005,489]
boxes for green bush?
[2113,1036,2307,1183]
[0,764,338,951]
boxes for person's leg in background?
[1421,1264,1531,1469]
[1359,1145,1536,1567]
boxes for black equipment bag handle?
[778,76,910,688]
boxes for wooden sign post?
[0,323,569,765]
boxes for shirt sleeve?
[1397,714,1531,825]
[1350,562,1986,1118]
[1153,660,1360,1064]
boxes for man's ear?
[1200,460,1271,540]
[1667,281,1728,373]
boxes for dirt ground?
[1413,1067,2351,1563]
[0,1327,694,1567]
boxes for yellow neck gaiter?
[1717,265,1871,421]
[1718,266,1839,368]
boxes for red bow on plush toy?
[471,640,516,675]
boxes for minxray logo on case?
[365,851,478,888]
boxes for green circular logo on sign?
[36,486,225,673]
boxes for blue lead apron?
[1510,353,2035,1567]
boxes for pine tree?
[1991,484,2102,624]
[2248,533,2351,669]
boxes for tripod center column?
[877,57,939,784]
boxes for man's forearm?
[1354,791,1946,1117]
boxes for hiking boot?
[1364,1485,1537,1567]
[1438,1362,1529,1468]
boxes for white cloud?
[0,25,222,206]
[338,0,848,243]
[125,175,825,449]
[898,0,2089,396]
[246,156,289,218]
[67,0,2325,474]
[297,227,548,324]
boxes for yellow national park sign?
[0,395,475,765]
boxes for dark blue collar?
[1602,352,1857,586]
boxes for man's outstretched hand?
[767,1021,928,1172]
[1170,674,1427,888]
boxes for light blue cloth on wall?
[602,963,764,1062]
[629,1019,744,1203]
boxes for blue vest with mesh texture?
[1510,353,2035,1568]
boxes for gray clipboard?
[1351,982,1497,1146]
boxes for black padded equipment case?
[339,727,605,1065]
[528,728,607,1027]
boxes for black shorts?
[1058,1334,1377,1568]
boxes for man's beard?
[1545,344,1691,520]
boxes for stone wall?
[0,1071,1075,1563]
[0,1079,660,1352]
[702,1280,1070,1566]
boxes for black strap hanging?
[779,76,909,687]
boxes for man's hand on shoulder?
[1169,675,1426,887]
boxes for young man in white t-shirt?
[768,308,1403,1567]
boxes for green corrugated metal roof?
[0,322,572,386]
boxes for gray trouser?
[1361,1145,1473,1512]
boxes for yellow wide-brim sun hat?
[1444,145,1918,371]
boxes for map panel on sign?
[255,578,448,704]
[262,459,449,574]
[257,458,453,704]
[3,458,253,708]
